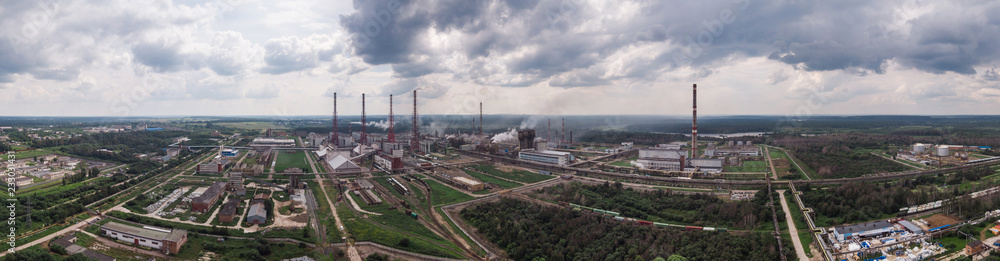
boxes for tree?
[652,257,666,261]
[397,238,410,248]
[49,244,67,255]
[90,167,101,178]
[667,255,688,261]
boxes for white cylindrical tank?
[914,143,926,153]
[937,145,950,157]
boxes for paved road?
[777,190,809,261]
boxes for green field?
[308,180,342,243]
[348,191,454,248]
[425,179,474,206]
[337,201,462,258]
[724,160,769,172]
[607,156,638,167]
[274,151,313,173]
[463,170,521,189]
[10,149,54,161]
[471,164,555,184]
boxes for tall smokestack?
[361,93,367,145]
[561,118,566,143]
[332,92,338,145]
[548,118,551,141]
[692,84,697,159]
[479,102,483,136]
[388,94,395,142]
[472,118,475,133]
[411,90,419,154]
[569,131,573,144]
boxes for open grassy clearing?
[470,164,554,184]
[274,151,313,173]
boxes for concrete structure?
[452,176,484,191]
[247,202,267,225]
[518,129,536,150]
[197,162,225,173]
[374,151,403,173]
[218,200,239,223]
[327,155,361,173]
[420,140,436,153]
[192,182,226,212]
[101,222,188,254]
[14,176,32,187]
[710,147,761,157]
[518,149,573,166]
[250,137,296,150]
[228,172,245,196]
[357,179,375,190]
[967,240,987,256]
[51,234,116,261]
[639,148,687,159]
[898,220,924,234]
[832,220,894,242]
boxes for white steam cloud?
[491,128,518,143]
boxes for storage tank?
[937,146,950,157]
[913,143,926,153]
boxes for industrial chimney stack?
[479,102,483,136]
[361,93,367,145]
[332,92,338,145]
[411,90,419,154]
[388,94,395,142]
[691,84,698,159]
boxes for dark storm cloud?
[340,0,1000,87]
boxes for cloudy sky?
[1,0,999,117]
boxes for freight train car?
[685,226,703,231]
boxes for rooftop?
[834,220,893,235]
[102,222,187,243]
[194,182,227,204]
[453,176,483,186]
[248,202,267,217]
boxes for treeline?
[33,130,186,149]
[772,133,911,178]
[801,169,995,226]
[579,131,688,145]
[535,182,771,228]
[461,198,793,261]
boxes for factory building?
[709,147,761,157]
[519,149,573,166]
[639,148,687,159]
[687,158,724,173]
[452,176,485,191]
[327,155,361,173]
[636,147,688,171]
[832,220,894,242]
[220,149,239,157]
[250,137,296,150]
[374,151,403,173]
[192,182,227,212]
[247,202,267,225]
[420,140,436,153]
[218,200,239,223]
[306,132,325,147]
[100,222,188,254]
[197,161,227,173]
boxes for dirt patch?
[924,214,960,228]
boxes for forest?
[771,133,912,178]
[461,198,793,261]
[533,182,771,229]
[802,167,997,226]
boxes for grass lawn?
[337,201,462,258]
[783,191,813,258]
[607,156,638,167]
[348,192,454,249]
[425,179,474,206]
[274,151,313,173]
[309,180,342,243]
[463,170,521,189]
[470,164,555,184]
[12,149,54,160]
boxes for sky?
[1,0,999,117]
